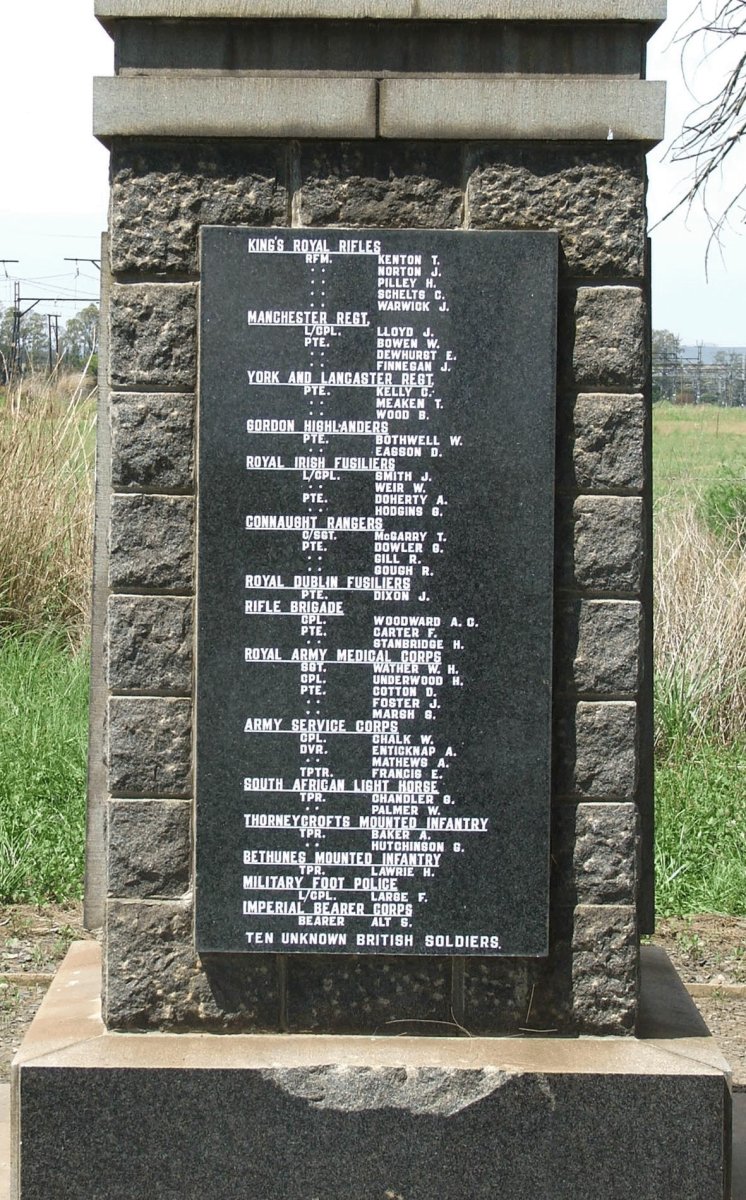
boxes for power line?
[17,296,98,303]
[6,277,98,382]
[65,257,101,273]
[15,275,98,294]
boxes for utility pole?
[0,263,18,383]
[9,281,22,380]
[9,294,97,383]
[64,257,101,273]
[44,314,61,372]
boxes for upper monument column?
[90,0,664,1038]
[94,1,665,142]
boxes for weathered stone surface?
[107,800,191,898]
[555,701,638,800]
[553,803,638,906]
[110,141,288,274]
[108,697,192,796]
[381,78,665,143]
[462,958,534,1035]
[286,957,451,1034]
[105,900,279,1030]
[299,142,463,228]
[111,392,194,491]
[108,595,193,694]
[111,14,655,76]
[572,904,637,1033]
[109,282,197,389]
[562,286,646,391]
[95,1,670,20]
[464,902,637,1036]
[558,495,644,593]
[468,145,645,276]
[558,392,645,492]
[109,494,194,591]
[96,75,376,142]
[464,907,573,1035]
[555,599,641,695]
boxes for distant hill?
[682,345,746,365]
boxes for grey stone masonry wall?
[96,5,659,1038]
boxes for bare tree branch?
[663,0,746,257]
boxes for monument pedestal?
[15,5,728,1197]
[12,942,731,1200]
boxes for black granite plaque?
[196,227,557,956]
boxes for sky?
[0,0,744,345]
[647,0,746,345]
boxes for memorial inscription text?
[196,227,557,956]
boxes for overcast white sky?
[0,0,743,345]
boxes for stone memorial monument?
[11,2,733,1197]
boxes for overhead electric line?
[64,257,101,273]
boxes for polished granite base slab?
[11,942,732,1200]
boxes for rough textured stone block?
[109,494,194,591]
[299,142,463,228]
[558,495,644,593]
[467,902,638,1036]
[105,900,278,1030]
[558,392,645,492]
[108,697,192,796]
[107,800,191,898]
[468,145,645,276]
[111,391,194,491]
[572,904,637,1033]
[286,957,451,1034]
[553,803,638,906]
[108,595,193,694]
[555,599,641,695]
[562,286,646,391]
[109,282,197,389]
[555,701,638,800]
[463,909,577,1035]
[110,141,288,274]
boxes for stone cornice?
[94,74,665,143]
[95,0,666,22]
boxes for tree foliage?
[60,304,99,370]
[653,329,684,363]
[0,302,99,379]
[652,329,685,402]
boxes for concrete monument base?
[12,942,731,1200]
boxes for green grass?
[700,463,746,550]
[0,630,89,903]
[655,739,746,916]
[653,401,746,506]
[653,400,746,917]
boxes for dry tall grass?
[0,370,96,646]
[654,501,746,748]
